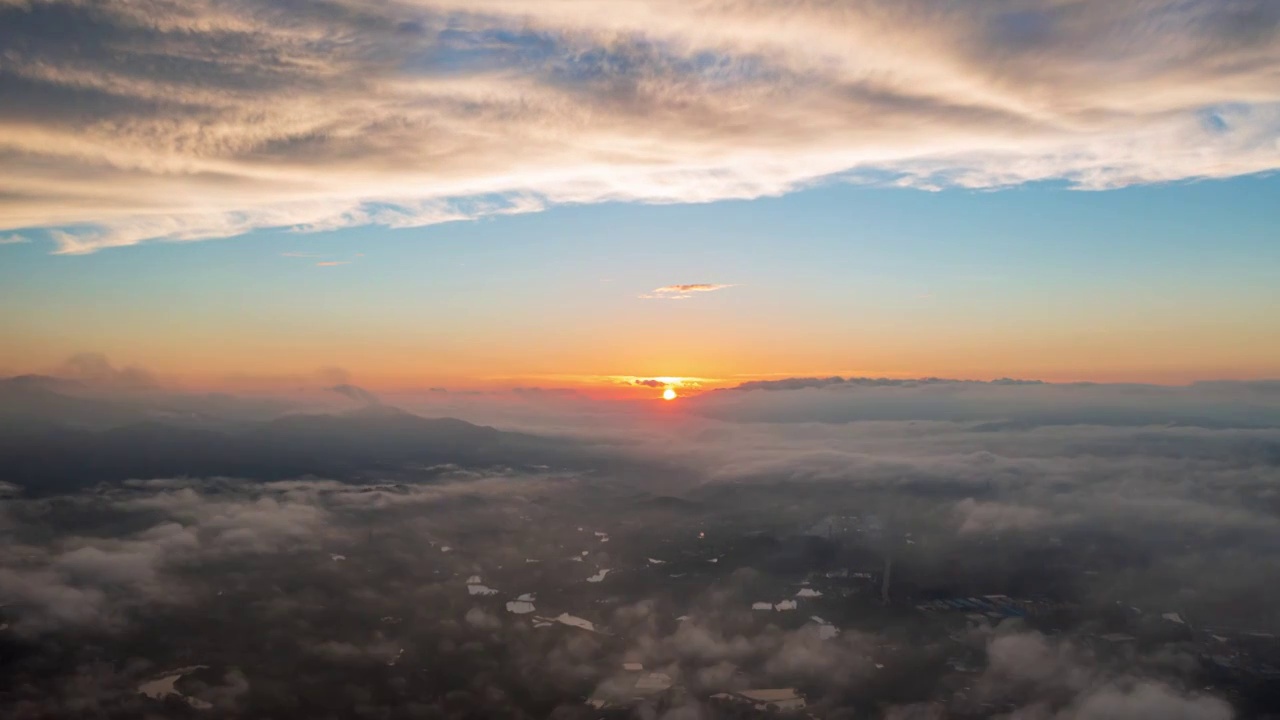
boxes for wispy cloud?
[280,252,320,258]
[0,234,30,245]
[640,284,736,300]
[315,261,351,267]
[1,1,1277,254]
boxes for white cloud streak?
[640,283,735,299]
[0,0,1277,253]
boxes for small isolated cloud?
[280,251,319,258]
[316,367,351,386]
[641,284,735,300]
[656,284,735,294]
[58,353,156,390]
[315,261,351,267]
[0,234,30,245]
[328,383,381,407]
[633,379,667,388]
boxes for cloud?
[308,639,404,664]
[691,376,1280,428]
[464,607,503,631]
[57,352,156,390]
[733,376,851,392]
[314,261,350,267]
[3,0,1275,253]
[328,383,382,406]
[641,284,736,300]
[954,498,1050,535]
[0,388,1272,717]
[972,631,1233,720]
[316,367,352,387]
[0,480,347,633]
[655,281,737,289]
[0,234,30,245]
[0,567,112,631]
[1066,682,1232,720]
[654,284,735,294]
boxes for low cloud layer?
[1,0,1277,253]
[2,367,1279,716]
[971,629,1232,720]
[690,377,1280,428]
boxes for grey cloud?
[733,377,1046,391]
[954,498,1050,535]
[1066,682,1232,720]
[308,639,404,665]
[983,631,1091,692]
[117,484,334,552]
[58,352,156,390]
[53,546,162,587]
[0,471,592,634]
[603,588,880,691]
[316,366,352,386]
[328,383,381,406]
[971,630,1233,720]
[734,376,851,391]
[0,378,1276,716]
[464,607,503,631]
[170,495,331,553]
[0,482,341,632]
[185,669,251,711]
[691,377,1280,428]
[0,567,112,631]
[0,1,1276,252]
[0,406,1270,717]
[762,625,875,683]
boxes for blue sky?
[4,174,1277,386]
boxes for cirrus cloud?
[0,0,1277,254]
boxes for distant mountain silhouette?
[0,382,587,495]
[0,375,145,430]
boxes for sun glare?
[662,387,678,401]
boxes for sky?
[1,0,1278,395]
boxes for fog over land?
[2,1,1276,716]
[1,363,1279,718]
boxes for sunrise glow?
[0,0,1276,392]
[2,4,1279,716]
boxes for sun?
[662,387,678,401]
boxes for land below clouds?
[0,372,1278,717]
